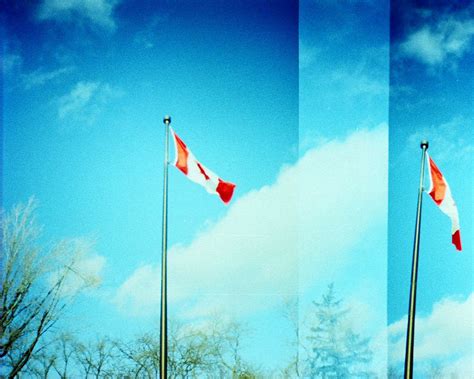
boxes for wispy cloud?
[2,50,74,91]
[399,16,474,67]
[1,52,23,75]
[299,39,318,70]
[58,81,100,118]
[331,68,387,98]
[304,44,389,101]
[23,66,75,89]
[113,125,388,319]
[37,0,121,31]
[133,15,167,49]
[406,116,473,163]
[57,81,124,124]
[389,293,473,377]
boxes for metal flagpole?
[404,140,428,379]
[160,115,171,379]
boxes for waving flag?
[426,152,461,251]
[171,129,236,204]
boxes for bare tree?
[113,319,262,379]
[50,333,76,378]
[23,347,57,379]
[206,319,262,378]
[279,297,304,378]
[75,337,116,378]
[170,327,215,378]
[114,333,160,378]
[0,199,95,378]
[115,322,228,378]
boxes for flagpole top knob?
[420,140,429,149]
[163,115,171,125]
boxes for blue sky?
[298,0,389,375]
[1,0,472,376]
[388,1,473,376]
[2,0,299,372]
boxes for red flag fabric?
[426,152,461,251]
[171,128,236,204]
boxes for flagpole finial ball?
[420,140,429,149]
[163,115,171,125]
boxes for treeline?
[1,200,377,378]
[16,320,261,378]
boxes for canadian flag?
[426,152,462,251]
[171,129,236,204]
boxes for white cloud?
[113,265,159,316]
[62,253,106,295]
[399,17,474,67]
[49,239,106,296]
[57,81,123,123]
[114,125,388,319]
[389,293,474,377]
[37,0,120,30]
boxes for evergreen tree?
[306,284,373,378]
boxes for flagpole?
[404,140,428,379]
[160,115,171,379]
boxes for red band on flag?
[428,157,447,205]
[216,179,236,204]
[452,230,462,251]
[174,133,189,175]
